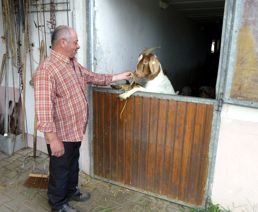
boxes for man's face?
[64,30,80,58]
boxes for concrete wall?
[94,0,209,91]
[211,1,258,210]
[212,104,258,211]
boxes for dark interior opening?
[162,0,225,99]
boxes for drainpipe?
[86,0,94,176]
[86,0,94,72]
[4,56,9,136]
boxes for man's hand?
[112,71,133,82]
[44,132,65,157]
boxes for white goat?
[112,49,177,100]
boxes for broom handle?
[33,115,37,158]
[32,40,45,158]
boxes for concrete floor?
[0,148,191,212]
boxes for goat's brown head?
[134,53,161,80]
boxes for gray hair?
[51,25,72,46]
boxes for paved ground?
[0,148,192,212]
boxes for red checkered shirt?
[34,50,113,142]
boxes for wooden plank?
[146,98,159,192]
[170,101,187,198]
[154,99,168,194]
[163,100,177,198]
[139,97,151,190]
[117,96,126,183]
[178,102,197,202]
[124,98,134,185]
[110,93,118,181]
[93,92,99,175]
[186,104,207,204]
[94,92,105,177]
[196,104,213,205]
[132,96,142,187]
[102,93,112,179]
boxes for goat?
[112,48,177,100]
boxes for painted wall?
[211,0,258,210]
[212,104,258,211]
[0,0,89,170]
[24,0,89,171]
[94,0,209,91]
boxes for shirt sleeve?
[34,66,57,133]
[78,63,113,86]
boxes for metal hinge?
[216,92,224,112]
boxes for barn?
[0,0,257,210]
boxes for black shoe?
[68,189,91,202]
[52,203,78,212]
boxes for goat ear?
[138,54,143,62]
[136,59,144,73]
[149,56,160,74]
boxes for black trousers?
[47,142,81,210]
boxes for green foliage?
[99,209,113,212]
[190,202,231,212]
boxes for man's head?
[51,25,80,59]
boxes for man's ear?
[149,56,160,74]
[60,39,67,48]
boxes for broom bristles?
[28,173,48,178]
[24,172,49,189]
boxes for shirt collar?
[50,50,72,64]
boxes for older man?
[34,25,131,212]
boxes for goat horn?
[141,47,160,55]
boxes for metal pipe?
[86,0,94,176]
[30,1,70,6]
[4,56,9,136]
[66,0,69,26]
[29,9,70,13]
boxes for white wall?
[0,0,21,133]
[0,1,4,69]
[25,0,89,165]
[0,0,88,158]
[212,104,258,211]
[26,0,77,139]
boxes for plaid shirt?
[34,50,113,142]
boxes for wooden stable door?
[93,90,214,207]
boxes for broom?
[24,38,49,189]
[23,114,49,189]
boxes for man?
[34,25,131,212]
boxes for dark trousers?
[47,142,81,210]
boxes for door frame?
[86,0,238,209]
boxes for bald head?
[51,25,80,58]
[51,25,72,47]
